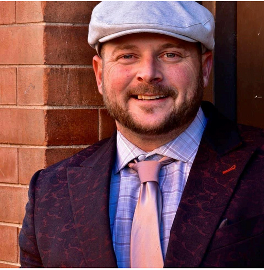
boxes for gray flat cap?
[88,1,215,52]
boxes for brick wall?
[0,1,115,267]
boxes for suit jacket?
[19,101,264,267]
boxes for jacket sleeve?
[19,170,44,268]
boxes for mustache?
[126,84,178,99]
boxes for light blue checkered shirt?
[109,107,207,268]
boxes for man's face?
[93,33,212,136]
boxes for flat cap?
[88,1,215,52]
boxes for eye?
[117,53,138,64]
[122,54,133,59]
[160,51,183,62]
[165,53,177,58]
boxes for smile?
[136,95,166,100]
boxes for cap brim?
[98,28,197,45]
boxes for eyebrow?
[112,44,139,55]
[159,43,186,50]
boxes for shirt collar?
[114,107,207,174]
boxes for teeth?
[137,95,166,100]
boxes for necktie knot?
[128,156,174,184]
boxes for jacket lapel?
[67,134,118,267]
[164,102,258,267]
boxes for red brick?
[0,25,44,64]
[0,108,100,146]
[99,109,116,140]
[16,1,44,23]
[17,67,45,105]
[0,68,16,105]
[45,147,86,167]
[17,67,103,106]
[0,148,18,184]
[0,108,46,145]
[43,1,99,23]
[0,225,18,263]
[0,186,28,223]
[44,25,94,65]
[46,109,99,145]
[45,68,103,106]
[18,148,45,185]
[0,2,15,24]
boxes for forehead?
[100,33,199,55]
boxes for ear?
[201,51,213,88]
[93,55,103,95]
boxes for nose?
[136,57,163,83]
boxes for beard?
[101,68,204,136]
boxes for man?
[19,1,264,267]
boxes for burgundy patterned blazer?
[19,101,264,267]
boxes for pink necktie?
[128,156,174,268]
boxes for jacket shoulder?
[38,135,115,177]
[238,124,264,154]
[238,123,264,142]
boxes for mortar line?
[0,222,22,228]
[0,22,89,27]
[0,183,29,188]
[0,144,89,149]
[0,260,21,267]
[0,64,93,68]
[0,105,105,109]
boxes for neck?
[116,121,193,152]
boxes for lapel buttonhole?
[222,164,236,174]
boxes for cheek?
[169,67,198,91]
[104,66,135,91]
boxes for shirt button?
[137,154,146,161]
